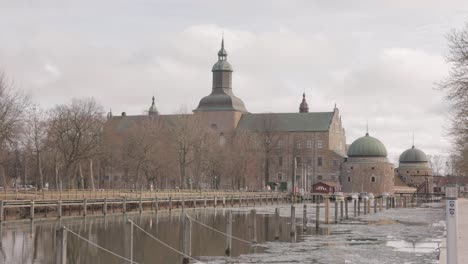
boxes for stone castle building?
[395,144,433,192]
[106,38,428,194]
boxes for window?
[211,124,218,130]
[350,166,354,170]
[371,176,376,183]
[417,170,420,173]
[317,140,323,149]
[318,175,323,180]
[317,157,323,167]
[296,157,302,166]
[307,157,312,166]
[277,140,283,149]
[406,171,409,173]
[333,160,339,167]
[296,141,302,149]
[306,140,312,148]
[278,156,283,167]
[277,172,283,181]
[347,177,351,182]
[371,167,375,170]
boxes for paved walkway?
[440,198,468,264]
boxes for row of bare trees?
[439,23,468,176]
[0,71,270,190]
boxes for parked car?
[359,192,369,200]
[332,192,344,201]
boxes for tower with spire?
[148,96,158,116]
[299,92,309,113]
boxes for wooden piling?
[290,205,296,236]
[214,196,217,208]
[203,197,207,208]
[225,210,232,256]
[345,199,349,220]
[340,201,344,220]
[249,209,257,243]
[315,201,320,229]
[374,198,377,213]
[123,197,127,214]
[30,200,35,220]
[181,196,185,211]
[130,221,134,264]
[367,199,371,214]
[353,199,357,217]
[103,198,108,215]
[223,197,226,208]
[182,215,192,264]
[303,204,307,231]
[274,208,280,239]
[325,198,330,224]
[83,199,87,217]
[357,199,361,216]
[139,197,143,213]
[0,200,4,222]
[58,200,62,218]
[55,226,67,264]
[169,196,173,211]
[334,201,338,224]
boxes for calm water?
[0,203,445,264]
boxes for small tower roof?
[299,92,309,113]
[148,96,158,115]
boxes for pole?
[225,210,232,256]
[315,200,320,229]
[275,208,280,239]
[249,209,257,243]
[325,198,330,224]
[182,215,192,264]
[55,226,67,264]
[353,199,357,217]
[303,204,307,231]
[290,205,296,236]
[345,199,348,220]
[130,221,134,264]
[334,201,338,224]
[446,185,458,264]
[0,200,3,222]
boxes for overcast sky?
[1,0,467,164]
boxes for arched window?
[347,177,351,182]
[318,175,323,180]
[371,176,376,183]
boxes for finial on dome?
[148,95,158,116]
[412,132,415,148]
[217,36,228,60]
[366,120,369,136]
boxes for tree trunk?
[89,159,95,190]
[37,151,44,190]
[55,162,59,190]
[79,162,85,189]
[0,164,7,189]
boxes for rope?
[63,226,139,264]
[186,215,253,245]
[128,220,203,263]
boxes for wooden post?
[30,200,35,220]
[357,199,361,216]
[222,196,226,208]
[363,199,367,215]
[123,197,127,214]
[274,208,280,239]
[303,204,307,231]
[340,201,344,220]
[130,221,134,264]
[290,205,296,236]
[353,199,357,217]
[139,197,143,213]
[249,209,257,243]
[374,198,377,213]
[403,196,407,208]
[83,199,87,217]
[55,226,67,264]
[345,199,348,220]
[325,198,330,224]
[214,196,217,208]
[0,200,3,222]
[225,210,232,256]
[334,201,338,224]
[379,198,383,211]
[58,200,62,218]
[155,197,159,212]
[315,201,320,229]
[203,197,207,208]
[182,215,192,264]
[181,196,185,211]
[367,199,371,214]
[169,196,172,211]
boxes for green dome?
[212,60,233,71]
[347,133,388,157]
[399,146,428,163]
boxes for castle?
[105,39,432,194]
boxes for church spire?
[299,92,309,113]
[217,36,228,61]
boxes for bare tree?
[0,72,28,188]
[48,98,105,189]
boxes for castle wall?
[341,157,395,194]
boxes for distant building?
[395,145,433,193]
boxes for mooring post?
[373,198,377,213]
[214,196,217,208]
[155,197,159,212]
[325,198,330,224]
[340,201,344,220]
[139,196,143,213]
[344,199,349,220]
[182,215,192,264]
[357,199,361,216]
[181,196,185,211]
[249,209,257,243]
[130,221,134,264]
[367,199,371,214]
[223,196,226,208]
[403,196,407,208]
[169,196,173,211]
[446,185,458,264]
[290,205,296,236]
[55,226,67,264]
[334,201,338,224]
[274,208,280,239]
[103,198,108,215]
[225,210,232,256]
[123,197,127,214]
[392,197,396,208]
[353,199,357,217]
[203,197,207,208]
[0,200,3,222]
[303,204,307,231]
[83,199,87,217]
[30,200,35,220]
[315,200,320,228]
[58,200,62,218]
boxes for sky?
[1,0,468,164]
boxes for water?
[0,203,445,264]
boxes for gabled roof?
[237,112,334,132]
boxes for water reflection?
[0,208,329,264]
